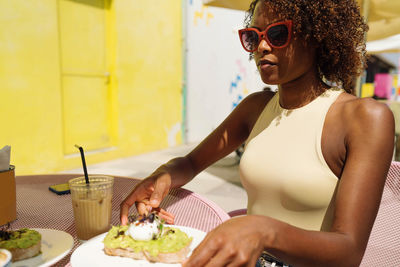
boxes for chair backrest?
[360,161,400,266]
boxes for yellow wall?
[0,0,183,175]
[114,0,183,153]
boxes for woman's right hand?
[120,171,172,225]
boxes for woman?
[120,0,395,266]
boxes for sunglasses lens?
[267,24,289,47]
[240,30,259,51]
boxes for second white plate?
[12,228,74,267]
[70,225,207,267]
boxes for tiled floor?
[60,143,248,213]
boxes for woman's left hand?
[183,215,272,267]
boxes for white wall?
[186,0,269,143]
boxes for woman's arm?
[157,90,273,188]
[184,98,395,267]
[121,91,273,222]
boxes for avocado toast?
[103,213,192,263]
[0,228,41,261]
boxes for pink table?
[12,174,230,266]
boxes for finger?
[120,184,143,224]
[183,236,218,267]
[159,208,175,218]
[120,205,129,225]
[150,176,170,207]
[159,214,174,224]
[137,199,153,215]
[120,199,134,225]
[246,253,261,267]
[230,248,261,267]
[227,251,251,267]
[204,249,235,267]
[158,209,175,224]
[136,202,150,216]
[159,208,175,224]
[150,207,174,224]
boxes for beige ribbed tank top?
[239,88,343,231]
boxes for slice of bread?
[103,225,192,264]
[8,240,41,261]
[104,242,191,263]
[0,228,41,262]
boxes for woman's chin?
[260,76,280,85]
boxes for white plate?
[70,225,207,267]
[12,228,74,267]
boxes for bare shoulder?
[338,93,393,125]
[234,89,275,119]
[241,89,275,107]
[241,89,275,123]
[337,93,395,149]
[230,89,276,136]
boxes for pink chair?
[360,161,400,266]
[229,161,400,266]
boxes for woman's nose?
[257,38,272,54]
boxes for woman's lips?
[258,59,277,70]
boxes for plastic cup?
[69,175,114,241]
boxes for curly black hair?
[245,0,368,94]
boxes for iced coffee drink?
[69,175,114,240]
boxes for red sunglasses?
[238,20,293,52]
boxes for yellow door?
[58,0,111,154]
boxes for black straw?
[75,145,89,184]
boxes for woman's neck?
[278,68,328,109]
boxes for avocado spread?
[103,225,192,257]
[0,229,41,249]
